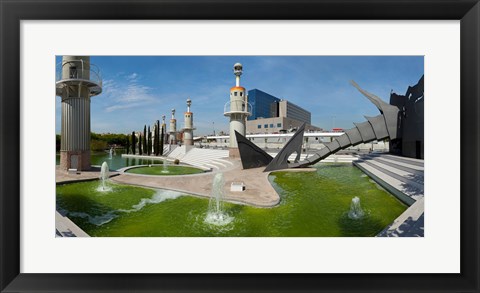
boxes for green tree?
[143,125,147,156]
[160,125,164,156]
[154,120,160,156]
[56,134,61,152]
[139,133,143,155]
[153,124,157,155]
[91,139,108,151]
[90,132,129,147]
[131,131,136,154]
[125,136,130,154]
[147,126,152,156]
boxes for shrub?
[174,159,180,165]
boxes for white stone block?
[230,182,245,192]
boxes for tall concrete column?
[224,63,251,158]
[183,98,194,146]
[169,109,177,145]
[56,56,102,171]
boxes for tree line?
[56,133,129,152]
[127,120,164,156]
[55,124,165,156]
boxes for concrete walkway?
[111,159,293,207]
[55,211,90,237]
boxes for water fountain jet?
[205,173,233,226]
[348,196,365,220]
[98,162,111,192]
[161,160,169,173]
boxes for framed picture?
[1,0,479,292]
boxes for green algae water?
[56,164,407,237]
[125,165,204,176]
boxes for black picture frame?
[1,0,479,292]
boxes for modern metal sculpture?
[389,75,424,158]
[295,81,402,168]
[235,123,306,171]
[264,123,306,172]
[236,76,423,172]
[234,79,418,172]
[235,131,273,169]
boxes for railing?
[56,61,102,88]
[181,124,196,130]
[224,100,252,115]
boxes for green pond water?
[56,164,407,237]
[125,165,205,175]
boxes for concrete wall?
[202,137,389,152]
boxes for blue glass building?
[247,89,280,120]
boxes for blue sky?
[55,56,423,135]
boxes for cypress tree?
[153,125,157,155]
[160,125,164,156]
[147,126,152,156]
[131,131,136,154]
[125,136,130,154]
[139,134,143,155]
[154,120,160,156]
[143,125,147,155]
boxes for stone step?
[381,154,424,167]
[353,161,421,204]
[359,159,424,191]
[202,163,220,170]
[364,153,423,170]
[214,158,234,166]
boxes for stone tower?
[183,98,194,146]
[56,56,102,171]
[169,109,177,145]
[224,63,251,158]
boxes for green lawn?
[125,165,205,175]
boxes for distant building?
[247,89,280,121]
[277,100,311,125]
[246,89,320,134]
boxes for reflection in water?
[55,150,164,171]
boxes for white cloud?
[100,73,159,112]
[126,72,138,81]
[105,103,144,113]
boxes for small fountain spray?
[204,173,233,226]
[348,196,365,220]
[109,147,113,159]
[98,162,111,192]
[161,160,169,173]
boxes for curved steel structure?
[235,80,410,172]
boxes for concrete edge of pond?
[118,164,210,174]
